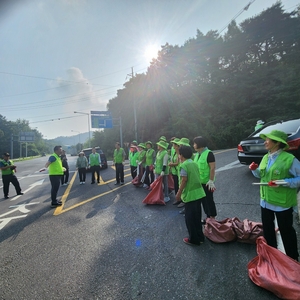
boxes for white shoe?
[80,182,83,185]
[164,197,170,203]
[83,182,85,184]
[143,184,148,188]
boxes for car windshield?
[253,119,300,137]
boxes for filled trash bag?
[231,218,263,244]
[132,165,143,186]
[204,218,237,243]
[204,217,263,244]
[142,176,165,205]
[248,236,300,300]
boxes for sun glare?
[144,44,159,62]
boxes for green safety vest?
[180,159,206,203]
[259,151,297,208]
[138,150,146,167]
[1,159,15,175]
[89,153,100,166]
[129,151,139,167]
[145,148,155,166]
[194,149,213,184]
[114,148,124,163]
[155,150,169,175]
[49,153,63,175]
[170,152,178,175]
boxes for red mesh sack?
[142,176,165,205]
[204,218,237,243]
[231,218,263,244]
[248,236,300,299]
[167,173,174,190]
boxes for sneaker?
[114,182,119,185]
[183,238,202,246]
[120,182,124,185]
[57,200,62,204]
[83,182,85,184]
[177,202,185,208]
[51,202,62,208]
[17,192,24,195]
[164,196,170,203]
[80,182,83,185]
[4,196,9,199]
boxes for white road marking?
[216,160,245,172]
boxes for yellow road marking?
[53,167,133,215]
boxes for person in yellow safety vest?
[0,152,23,199]
[113,142,126,185]
[44,145,64,208]
[249,130,300,261]
[193,136,217,221]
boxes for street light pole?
[74,111,91,147]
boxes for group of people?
[129,135,217,246]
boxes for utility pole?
[128,67,138,142]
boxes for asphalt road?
[0,150,299,299]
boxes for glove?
[249,162,258,171]
[62,167,66,172]
[39,168,46,172]
[136,160,139,164]
[160,171,165,176]
[149,165,154,171]
[206,180,216,192]
[10,165,16,170]
[268,180,288,187]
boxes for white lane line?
[216,160,245,172]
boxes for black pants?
[115,163,124,183]
[50,175,61,203]
[78,168,87,182]
[261,206,299,260]
[90,165,100,183]
[202,184,217,218]
[144,166,154,186]
[61,169,69,184]
[172,174,179,194]
[185,198,205,244]
[2,174,22,197]
[130,166,137,179]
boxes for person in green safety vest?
[0,152,23,199]
[168,138,180,204]
[44,145,64,208]
[129,141,139,179]
[255,120,264,131]
[175,145,206,246]
[249,130,300,261]
[143,141,156,189]
[89,147,102,184]
[113,142,126,185]
[155,140,170,203]
[193,136,217,220]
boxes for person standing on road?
[60,149,69,186]
[76,151,88,184]
[249,130,300,261]
[155,140,170,202]
[0,152,23,199]
[143,141,156,189]
[169,138,180,204]
[175,145,206,246]
[89,147,101,184]
[193,136,217,220]
[44,145,64,208]
[129,142,139,179]
[113,142,126,185]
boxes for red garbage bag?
[142,176,165,205]
[204,218,237,243]
[231,218,263,244]
[132,165,143,186]
[168,173,174,190]
[248,236,300,300]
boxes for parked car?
[82,147,108,169]
[237,118,300,165]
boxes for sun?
[144,44,159,62]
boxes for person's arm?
[0,162,14,171]
[45,156,55,168]
[281,158,300,188]
[98,154,102,165]
[176,175,187,201]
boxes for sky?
[0,0,299,140]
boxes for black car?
[237,119,300,165]
[82,147,108,169]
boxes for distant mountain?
[47,132,90,147]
